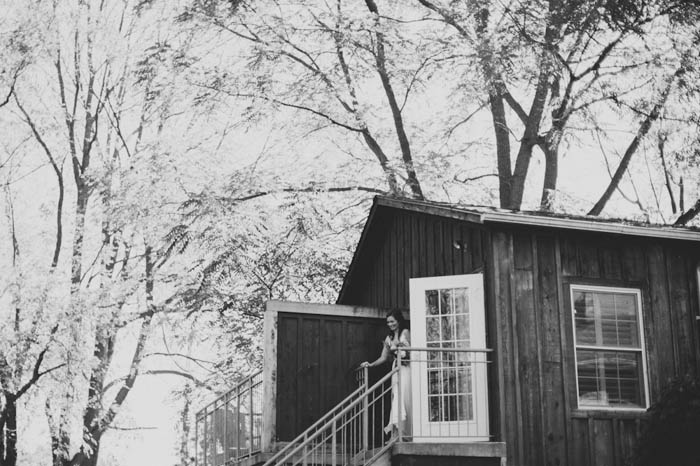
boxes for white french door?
[409,274,489,441]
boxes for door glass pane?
[441,315,453,341]
[426,290,439,315]
[440,289,452,315]
[429,396,441,422]
[428,370,441,395]
[456,314,469,338]
[426,317,440,342]
[454,287,469,314]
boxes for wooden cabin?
[196,196,700,466]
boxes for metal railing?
[262,346,491,466]
[261,366,399,466]
[390,347,492,442]
[195,370,263,466]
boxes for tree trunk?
[179,385,193,466]
[2,395,17,466]
[489,91,513,208]
[540,132,561,210]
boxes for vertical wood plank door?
[409,274,489,442]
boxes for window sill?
[571,408,650,419]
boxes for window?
[570,285,649,410]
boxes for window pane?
[429,396,441,422]
[441,315,453,341]
[574,290,641,349]
[426,290,439,315]
[456,313,470,341]
[444,395,458,421]
[428,369,441,395]
[454,288,469,314]
[426,317,440,343]
[440,289,452,315]
[576,349,644,408]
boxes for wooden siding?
[341,207,488,309]
[493,227,700,466]
[338,205,700,466]
[275,311,388,441]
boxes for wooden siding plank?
[599,242,623,281]
[492,231,521,466]
[577,238,600,278]
[537,235,568,466]
[445,220,456,276]
[459,224,471,273]
[482,229,500,442]
[398,211,409,308]
[592,419,614,466]
[472,228,484,271]
[621,240,646,283]
[300,318,321,431]
[321,319,345,410]
[571,418,590,466]
[513,232,543,466]
[560,237,578,277]
[435,219,445,275]
[666,247,695,375]
[426,214,435,277]
[646,244,676,396]
[410,213,420,281]
[276,315,299,440]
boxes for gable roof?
[337,196,700,303]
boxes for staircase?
[262,366,399,466]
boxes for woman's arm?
[361,339,391,368]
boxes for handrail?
[262,384,366,465]
[196,369,263,417]
[263,366,399,466]
[195,370,264,466]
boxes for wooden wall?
[275,310,388,441]
[341,207,489,309]
[491,227,700,466]
[339,205,700,466]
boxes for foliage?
[631,375,700,466]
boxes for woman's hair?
[386,309,409,336]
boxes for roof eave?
[480,211,700,242]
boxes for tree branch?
[588,63,685,216]
[674,198,700,226]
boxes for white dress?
[384,330,412,437]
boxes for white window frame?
[570,284,650,411]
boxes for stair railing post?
[302,432,308,466]
[332,419,337,466]
[249,376,254,454]
[237,385,242,460]
[362,365,368,451]
[223,397,229,464]
[396,350,403,442]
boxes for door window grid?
[571,286,648,409]
[425,287,474,422]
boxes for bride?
[361,310,412,439]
